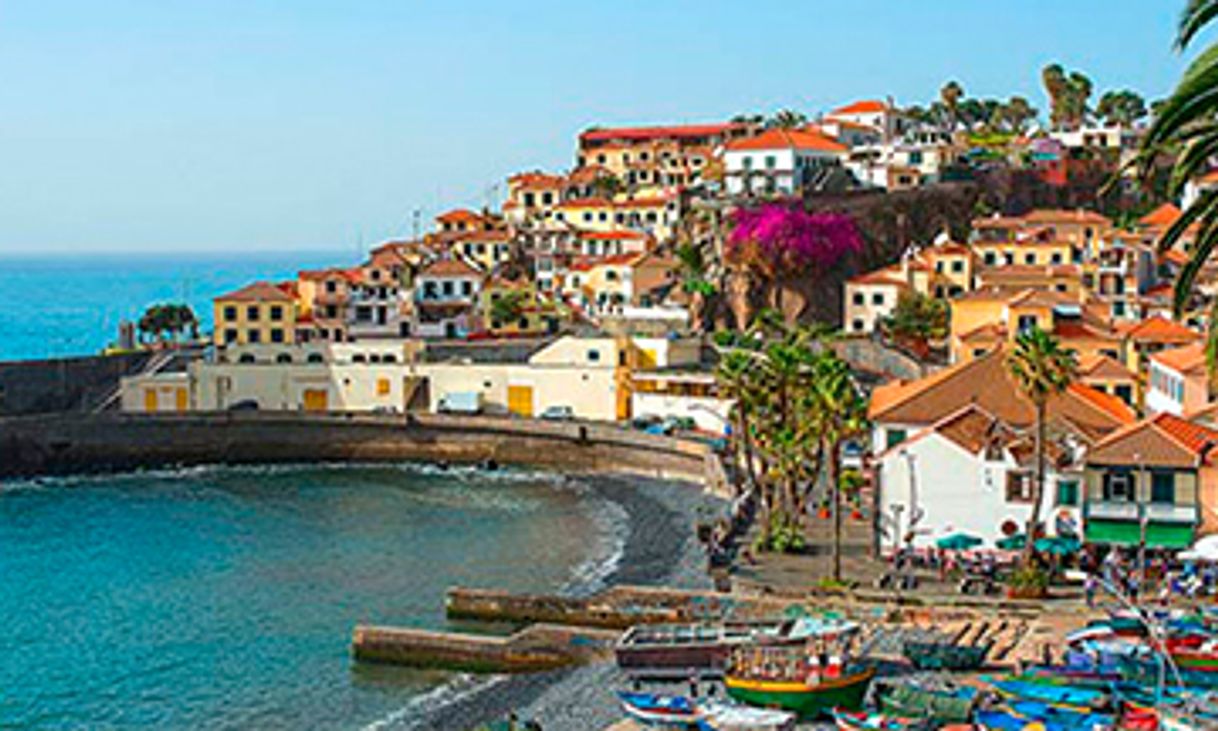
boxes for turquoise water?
[0,252,351,361]
[0,464,622,730]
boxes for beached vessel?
[831,708,928,731]
[615,618,830,678]
[901,639,991,671]
[617,691,703,726]
[871,680,979,724]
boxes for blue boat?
[617,692,702,727]
[988,678,1108,708]
[976,700,1114,731]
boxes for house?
[1119,315,1201,374]
[297,267,362,343]
[876,404,1085,548]
[504,171,566,229]
[1083,412,1218,550]
[722,128,847,197]
[478,276,565,337]
[212,281,299,348]
[825,99,911,139]
[412,257,483,339]
[869,345,1135,455]
[574,230,651,258]
[629,371,731,433]
[844,239,974,335]
[844,268,909,335]
[1077,353,1138,409]
[971,223,1075,270]
[453,229,515,272]
[1147,343,1212,416]
[1021,209,1112,258]
[346,244,413,340]
[435,208,490,234]
[554,196,616,231]
[949,288,1122,365]
[576,122,750,188]
[561,253,639,316]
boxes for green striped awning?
[1084,519,1194,549]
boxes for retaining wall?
[0,352,152,415]
[0,412,716,483]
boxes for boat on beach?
[616,691,797,730]
[830,707,928,731]
[870,679,981,724]
[617,691,703,726]
[902,638,992,671]
[615,618,838,678]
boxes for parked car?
[539,405,575,421]
[630,414,662,430]
[227,399,259,412]
[437,391,483,415]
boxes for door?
[144,388,158,412]
[303,389,328,412]
[175,388,188,412]
[507,385,533,418]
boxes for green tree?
[1005,327,1078,563]
[1001,96,1038,134]
[880,292,947,356]
[940,80,964,131]
[1138,0,1218,377]
[674,241,715,333]
[490,290,528,327]
[589,174,623,199]
[1096,90,1148,126]
[767,109,809,130]
[137,303,198,343]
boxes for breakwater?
[0,411,724,485]
[352,623,619,673]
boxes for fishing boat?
[1167,635,1218,674]
[902,638,991,671]
[976,699,1115,731]
[615,619,828,678]
[723,618,873,720]
[831,708,927,731]
[987,677,1110,708]
[700,701,796,731]
[871,680,979,724]
[617,692,703,727]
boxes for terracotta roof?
[958,323,1005,343]
[830,100,888,115]
[419,257,482,278]
[972,215,1026,229]
[725,128,848,153]
[1161,249,1190,266]
[580,230,648,240]
[847,265,908,287]
[869,346,1134,432]
[299,267,362,284]
[1078,353,1136,381]
[557,196,613,209]
[1140,203,1182,229]
[436,208,482,224]
[934,406,1006,454]
[508,171,565,190]
[458,229,513,243]
[568,253,641,272]
[932,242,972,256]
[566,165,614,184]
[1089,412,1218,468]
[951,285,1031,303]
[1023,208,1112,226]
[1150,342,1208,375]
[1122,315,1201,345]
[214,281,296,303]
[580,123,742,144]
[1008,288,1078,309]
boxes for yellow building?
[972,235,1074,269]
[213,281,299,348]
[453,229,516,272]
[554,197,616,232]
[950,288,1122,364]
[975,264,1082,296]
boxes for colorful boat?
[700,701,796,731]
[1167,635,1218,674]
[902,639,991,671]
[617,691,703,726]
[831,708,927,731]
[988,677,1110,708]
[615,623,759,678]
[724,668,874,720]
[976,700,1114,731]
[871,680,978,724]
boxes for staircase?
[91,350,176,413]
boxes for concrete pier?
[351,623,620,673]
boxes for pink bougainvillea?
[727,204,862,272]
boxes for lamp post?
[1135,451,1148,590]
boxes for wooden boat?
[615,623,757,678]
[902,639,991,671]
[976,700,1115,731]
[617,691,703,727]
[724,668,874,720]
[1167,635,1218,674]
[700,701,796,731]
[988,678,1109,708]
[871,680,978,724]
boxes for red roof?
[1151,342,1208,375]
[1067,383,1137,423]
[579,122,742,144]
[214,281,296,303]
[1154,412,1218,455]
[1140,203,1182,229]
[419,257,482,278]
[580,230,648,240]
[1123,315,1201,344]
[557,196,613,209]
[831,100,888,116]
[436,208,482,224]
[725,128,847,153]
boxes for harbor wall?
[0,352,153,415]
[0,411,718,484]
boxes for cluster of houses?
[854,202,1218,555]
[119,93,1218,558]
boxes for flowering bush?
[727,204,862,273]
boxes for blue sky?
[0,1,1201,254]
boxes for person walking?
[1084,572,1097,609]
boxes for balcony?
[1085,500,1196,523]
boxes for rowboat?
[871,680,979,724]
[724,668,875,720]
[831,708,927,731]
[617,691,703,727]
[988,677,1109,708]
[700,701,796,731]
[1167,635,1218,674]
[615,619,833,678]
[976,700,1115,731]
[901,639,991,671]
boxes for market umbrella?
[936,533,983,551]
[782,604,811,619]
[996,534,1027,551]
[1179,535,1218,562]
[1034,536,1081,556]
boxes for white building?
[1146,343,1210,417]
[722,128,847,196]
[412,257,483,339]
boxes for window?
[1103,471,1134,502]
[223,306,237,321]
[587,349,601,363]
[885,429,906,449]
[224,328,238,344]
[1006,472,1033,503]
[1024,253,1036,265]
[276,353,292,364]
[307,353,324,364]
[377,378,390,396]
[270,328,284,343]
[951,260,964,273]
[984,252,997,266]
[853,292,865,306]
[872,293,884,306]
[742,157,753,170]
[1004,253,1015,265]
[353,354,366,363]
[441,281,454,296]
[247,329,261,344]
[852,319,864,332]
[270,305,283,321]
[1056,480,1079,507]
[1151,471,1175,504]
[1115,384,1133,405]
[1051,253,1063,265]
[764,155,777,169]
[238,353,256,364]
[247,306,260,321]
[325,281,337,294]
[1017,314,1038,333]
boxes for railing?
[1086,500,1196,523]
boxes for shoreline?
[400,472,724,731]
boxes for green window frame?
[1056,479,1079,507]
[1151,471,1176,504]
[885,429,907,449]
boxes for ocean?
[0,463,630,730]
[0,252,354,362]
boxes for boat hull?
[725,668,874,720]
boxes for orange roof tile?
[725,128,848,153]
[580,123,743,144]
[1150,342,1208,375]
[419,257,482,278]
[1091,412,1218,468]
[214,281,296,303]
[556,196,613,209]
[1078,353,1136,381]
[1123,315,1201,344]
[1140,203,1182,229]
[1023,208,1112,226]
[830,100,888,115]
[436,208,482,224]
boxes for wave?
[360,673,509,731]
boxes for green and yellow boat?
[724,667,874,719]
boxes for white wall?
[631,392,732,433]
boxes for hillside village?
[120,83,1218,555]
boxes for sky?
[0,1,1204,255]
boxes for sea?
[0,251,356,362]
[0,463,631,730]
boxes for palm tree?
[674,241,714,333]
[1042,64,1069,129]
[1005,328,1078,563]
[940,81,964,132]
[716,349,764,497]
[1139,0,1218,376]
[767,109,808,130]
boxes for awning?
[1084,519,1194,549]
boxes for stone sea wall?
[0,352,152,416]
[0,411,718,483]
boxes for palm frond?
[1174,216,1218,315]
[1178,0,1218,50]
